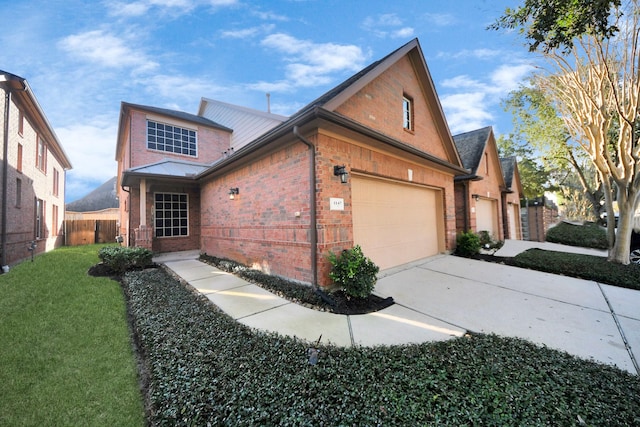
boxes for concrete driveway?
[375,248,640,375]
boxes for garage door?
[475,198,499,239]
[352,176,443,270]
[508,203,520,240]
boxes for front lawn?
[124,267,640,426]
[0,245,144,426]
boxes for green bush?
[328,245,379,298]
[513,249,640,290]
[545,221,608,249]
[98,246,153,273]
[456,231,481,257]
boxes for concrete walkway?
[154,242,640,375]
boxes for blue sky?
[0,0,537,203]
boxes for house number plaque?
[330,198,344,211]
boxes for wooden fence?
[64,220,118,246]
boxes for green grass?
[0,245,145,427]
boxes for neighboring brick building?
[453,126,523,241]
[116,38,469,287]
[0,70,72,267]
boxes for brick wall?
[200,141,313,283]
[1,87,66,266]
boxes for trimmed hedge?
[122,267,640,426]
[545,221,608,249]
[513,249,640,290]
[98,246,153,273]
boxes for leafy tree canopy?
[490,0,621,53]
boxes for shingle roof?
[122,102,232,132]
[500,156,517,189]
[452,126,492,174]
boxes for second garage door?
[352,176,443,270]
[475,198,499,239]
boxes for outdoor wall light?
[472,194,480,201]
[229,187,239,200]
[333,165,348,184]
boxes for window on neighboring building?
[35,198,45,239]
[52,205,59,237]
[18,110,24,136]
[402,95,414,131]
[154,193,188,237]
[147,120,197,157]
[53,168,60,197]
[36,136,47,172]
[16,178,22,207]
[17,143,23,172]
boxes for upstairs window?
[53,168,60,197]
[18,110,24,136]
[402,95,414,131]
[17,143,23,172]
[147,120,197,157]
[36,136,47,172]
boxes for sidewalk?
[154,247,640,375]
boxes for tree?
[490,0,621,53]
[497,134,551,200]
[502,85,605,221]
[493,0,640,264]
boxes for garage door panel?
[352,176,442,270]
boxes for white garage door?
[476,198,499,239]
[352,176,443,270]
[508,203,520,240]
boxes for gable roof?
[197,38,467,180]
[0,70,72,170]
[452,126,493,174]
[500,156,524,195]
[197,97,287,150]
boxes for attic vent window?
[402,95,413,131]
[147,120,197,157]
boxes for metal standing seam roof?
[122,158,214,185]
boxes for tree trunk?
[608,194,637,264]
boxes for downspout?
[292,126,318,290]
[1,88,10,268]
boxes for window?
[35,198,45,239]
[17,143,23,172]
[154,193,188,237]
[16,178,22,207]
[53,168,60,197]
[147,120,197,157]
[402,95,413,131]
[52,205,59,237]
[36,136,47,172]
[484,153,489,175]
[18,111,24,136]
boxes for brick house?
[116,38,468,287]
[453,126,523,241]
[0,70,72,267]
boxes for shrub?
[98,246,153,273]
[545,221,608,249]
[328,245,379,298]
[456,231,481,257]
[513,249,640,291]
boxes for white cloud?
[490,63,534,92]
[424,13,457,27]
[440,92,494,134]
[142,74,231,101]
[437,48,503,60]
[441,75,485,90]
[362,13,414,39]
[58,30,158,72]
[220,24,275,39]
[57,123,119,192]
[259,33,367,89]
[105,0,237,17]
